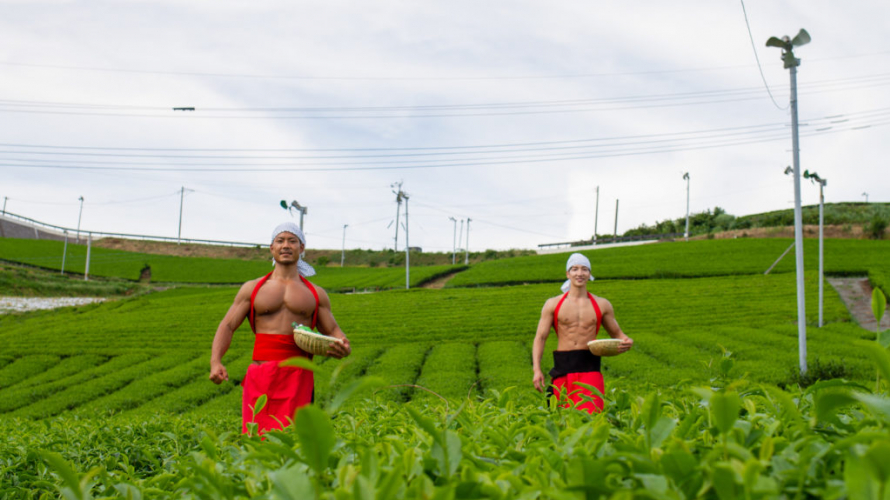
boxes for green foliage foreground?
[5,358,890,499]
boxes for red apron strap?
[300,276,320,330]
[588,292,603,336]
[552,292,569,334]
[249,272,273,334]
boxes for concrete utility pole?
[805,170,827,327]
[465,218,471,265]
[2,196,7,215]
[448,217,457,265]
[84,233,92,281]
[341,224,348,267]
[613,199,619,240]
[403,193,410,289]
[178,186,194,245]
[76,196,84,244]
[61,230,68,275]
[683,173,690,241]
[458,219,464,252]
[767,27,811,375]
[594,186,599,245]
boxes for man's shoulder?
[542,294,564,310]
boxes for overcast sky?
[1,1,888,252]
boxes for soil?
[828,277,890,331]
[421,271,462,289]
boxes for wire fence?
[0,211,262,248]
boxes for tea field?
[449,238,890,288]
[0,237,459,289]
[1,237,888,497]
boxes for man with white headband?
[210,222,351,434]
[531,252,632,413]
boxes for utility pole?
[341,224,348,267]
[403,193,410,289]
[767,27,811,375]
[391,182,405,251]
[804,170,827,327]
[2,196,7,215]
[280,200,308,231]
[449,217,457,265]
[683,173,690,241]
[178,186,194,245]
[593,186,599,245]
[76,196,84,244]
[613,199,619,240]
[863,192,869,203]
[458,219,464,252]
[465,218,471,265]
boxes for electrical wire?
[739,0,788,110]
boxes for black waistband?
[549,349,601,379]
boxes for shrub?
[868,215,887,240]
[778,357,851,389]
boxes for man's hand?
[209,362,228,384]
[533,369,546,393]
[619,337,634,354]
[327,338,352,359]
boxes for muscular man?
[210,222,351,434]
[532,253,632,413]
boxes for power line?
[739,0,788,110]
[1,73,888,120]
[0,115,886,173]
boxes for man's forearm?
[210,327,233,364]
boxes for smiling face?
[270,231,304,265]
[566,265,591,287]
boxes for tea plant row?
[5,366,890,499]
[0,237,457,289]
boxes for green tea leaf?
[252,394,267,420]
[814,388,858,424]
[294,405,336,475]
[431,430,462,478]
[710,391,740,435]
[856,340,890,383]
[711,462,739,500]
[326,376,384,414]
[278,357,318,371]
[41,451,87,500]
[269,464,315,499]
[865,440,890,484]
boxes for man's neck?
[567,285,588,298]
[272,262,300,280]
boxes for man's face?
[566,265,591,286]
[270,232,304,264]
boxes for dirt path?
[828,277,890,331]
[421,271,462,289]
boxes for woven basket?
[587,339,622,357]
[293,324,339,356]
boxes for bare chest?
[557,296,600,332]
[253,280,317,319]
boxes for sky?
[1,1,888,252]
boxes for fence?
[537,232,685,250]
[0,211,262,248]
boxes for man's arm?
[315,287,352,359]
[532,298,556,392]
[599,298,633,353]
[209,281,253,384]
